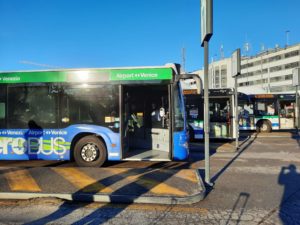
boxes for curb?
[0,170,206,205]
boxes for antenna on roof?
[285,30,290,47]
[181,47,186,73]
[260,43,265,52]
[19,60,62,69]
[220,44,224,59]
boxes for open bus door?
[121,84,171,161]
[278,94,295,129]
[209,89,234,139]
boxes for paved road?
[0,132,299,224]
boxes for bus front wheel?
[257,120,272,133]
[74,136,107,167]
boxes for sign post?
[201,0,213,186]
[231,49,241,150]
[293,68,300,130]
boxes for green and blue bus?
[238,93,297,132]
[0,64,201,166]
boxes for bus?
[183,87,248,140]
[0,64,201,167]
[238,93,297,132]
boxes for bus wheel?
[257,120,272,133]
[74,136,107,167]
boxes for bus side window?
[0,103,5,127]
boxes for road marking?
[85,203,209,214]
[5,169,41,192]
[53,168,113,193]
[107,169,188,196]
[173,169,198,183]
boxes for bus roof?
[0,64,177,84]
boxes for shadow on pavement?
[277,164,300,225]
[23,165,185,225]
[258,164,300,225]
[225,192,250,225]
[210,133,258,185]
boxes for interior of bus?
[122,85,171,161]
[209,96,232,138]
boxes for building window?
[269,55,282,62]
[285,74,293,80]
[270,65,282,72]
[221,65,227,87]
[285,62,299,69]
[215,68,220,88]
[284,50,299,58]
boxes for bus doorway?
[121,85,171,161]
[278,96,295,129]
[209,89,234,139]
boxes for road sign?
[201,0,213,46]
[293,68,300,87]
[231,49,241,77]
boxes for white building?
[195,43,300,94]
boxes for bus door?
[121,85,170,161]
[209,96,232,138]
[278,99,295,129]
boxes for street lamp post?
[231,49,241,150]
[201,0,213,186]
[293,68,300,130]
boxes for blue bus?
[0,64,201,167]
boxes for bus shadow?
[23,165,184,225]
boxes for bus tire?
[257,120,272,133]
[73,135,107,167]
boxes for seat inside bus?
[123,85,170,161]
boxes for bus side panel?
[173,131,189,160]
[255,116,280,130]
[0,125,121,161]
[63,125,121,161]
[0,129,69,160]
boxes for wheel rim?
[261,123,268,131]
[81,143,99,162]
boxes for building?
[195,43,300,94]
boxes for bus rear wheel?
[74,136,107,167]
[257,120,272,133]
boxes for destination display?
[0,68,173,84]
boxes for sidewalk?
[0,166,205,205]
[190,130,300,153]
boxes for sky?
[0,0,299,72]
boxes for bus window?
[174,86,184,131]
[0,86,6,128]
[0,103,5,119]
[209,99,230,123]
[7,85,58,129]
[255,100,276,116]
[61,84,119,132]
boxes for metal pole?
[235,77,239,150]
[296,86,299,130]
[204,40,211,185]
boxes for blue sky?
[0,0,299,72]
